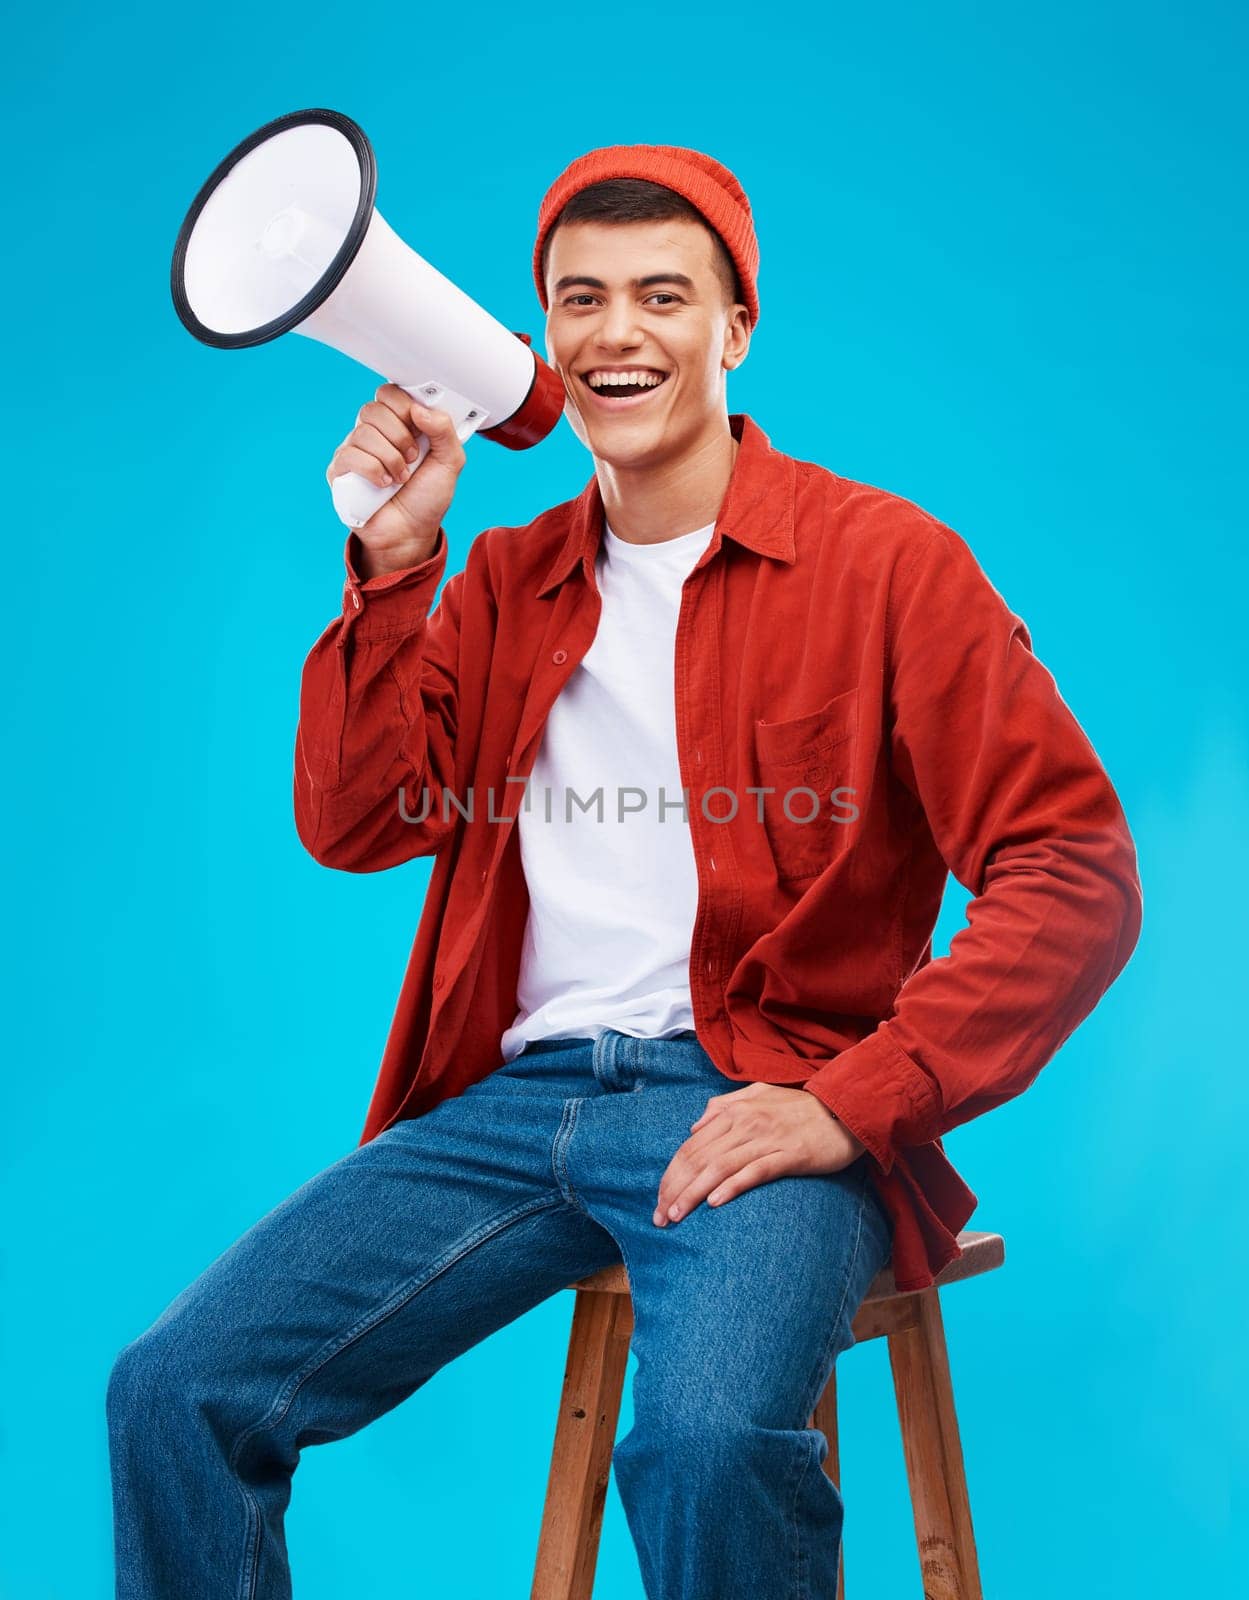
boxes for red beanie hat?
[533,144,760,329]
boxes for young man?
[107,145,1143,1598]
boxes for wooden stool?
[531,1227,1005,1600]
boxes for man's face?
[543,217,750,467]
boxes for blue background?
[2,2,1244,1594]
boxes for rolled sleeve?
[340,528,448,644]
[294,524,462,870]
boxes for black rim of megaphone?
[171,108,377,349]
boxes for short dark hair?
[541,178,743,313]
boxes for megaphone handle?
[329,380,488,530]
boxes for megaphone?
[170,107,567,529]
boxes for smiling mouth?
[579,372,670,407]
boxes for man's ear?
[724,308,751,372]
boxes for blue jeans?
[106,1028,894,1599]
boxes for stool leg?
[810,1368,846,1600]
[887,1289,984,1600]
[531,1290,633,1600]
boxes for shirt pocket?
[752,687,858,882]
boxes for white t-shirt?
[499,516,717,1059]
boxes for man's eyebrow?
[552,273,697,293]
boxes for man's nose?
[596,299,645,349]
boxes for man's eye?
[560,293,682,307]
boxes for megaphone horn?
[170,108,566,529]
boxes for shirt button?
[433,973,446,992]
[552,648,567,664]
[694,749,703,765]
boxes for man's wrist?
[806,1091,867,1157]
[354,528,442,581]
[841,1124,867,1158]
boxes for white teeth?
[586,371,666,389]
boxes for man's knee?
[107,1322,179,1434]
[105,1303,237,1441]
[613,1405,793,1488]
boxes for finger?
[655,1118,750,1216]
[654,1127,758,1223]
[374,381,423,421]
[410,400,467,465]
[350,423,412,486]
[329,443,399,490]
[358,399,422,463]
[704,1154,787,1208]
[689,1085,756,1133]
[660,1143,779,1223]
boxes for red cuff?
[339,527,448,642]
[800,1028,943,1176]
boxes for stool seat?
[567,1227,1005,1301]
[534,1227,1005,1600]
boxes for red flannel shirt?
[294,411,1143,1292]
